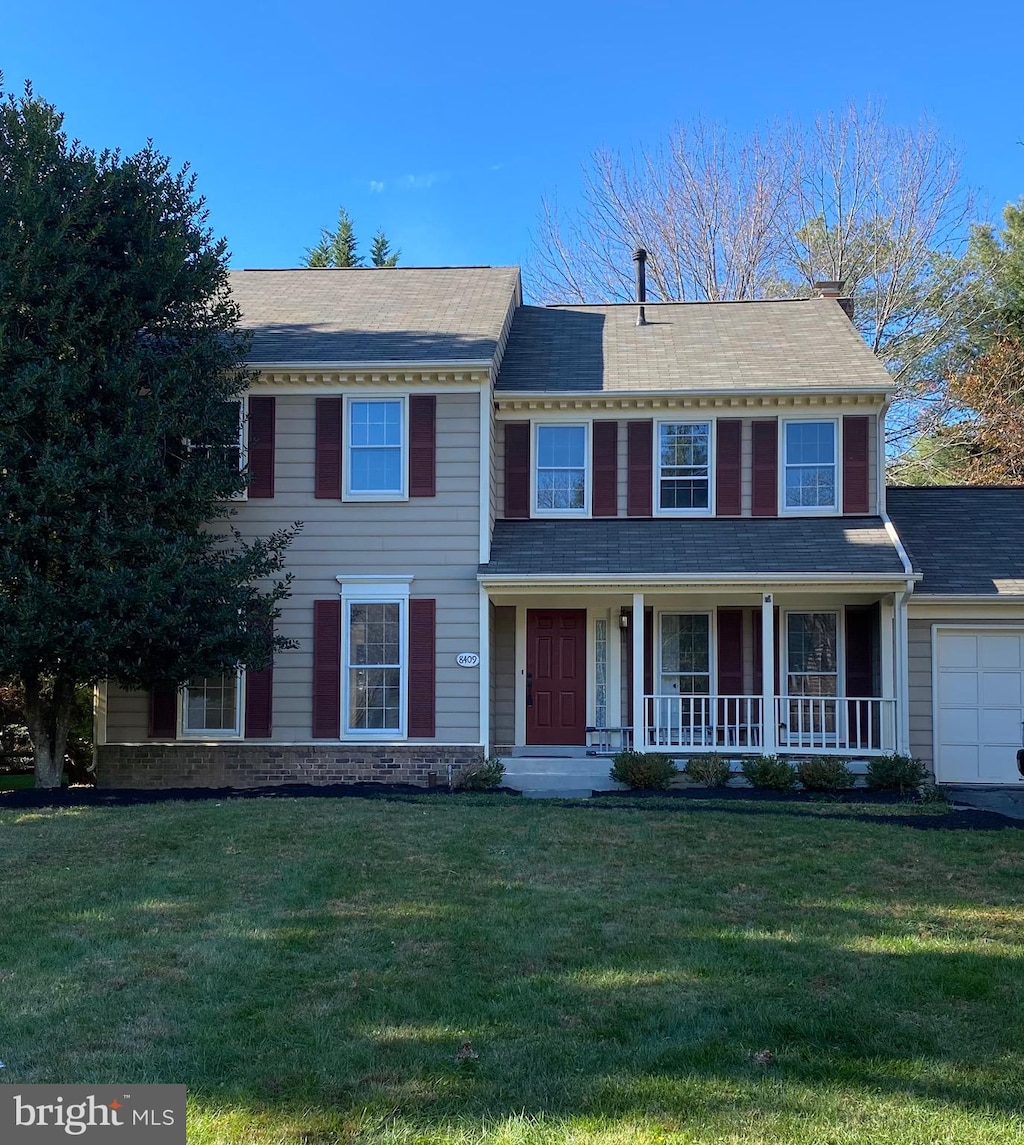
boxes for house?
[94,263,1024,789]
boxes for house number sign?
[456,653,480,668]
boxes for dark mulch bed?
[1,780,1018,830]
[593,786,924,805]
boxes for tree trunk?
[22,671,75,790]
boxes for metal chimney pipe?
[633,247,647,326]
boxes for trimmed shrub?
[797,755,853,791]
[610,750,678,790]
[457,757,506,790]
[684,753,733,787]
[741,755,798,791]
[865,753,927,793]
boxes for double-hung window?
[347,398,405,498]
[535,424,587,513]
[346,600,404,733]
[784,421,837,510]
[182,673,241,736]
[658,422,711,511]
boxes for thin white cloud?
[369,180,386,193]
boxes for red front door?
[526,609,587,745]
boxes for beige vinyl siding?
[491,605,516,747]
[104,681,151,741]
[104,390,484,746]
[866,413,878,513]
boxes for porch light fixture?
[619,608,630,630]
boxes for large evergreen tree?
[0,83,297,787]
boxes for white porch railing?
[644,695,763,750]
[642,694,898,754]
[774,696,897,753]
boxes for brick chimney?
[814,279,854,322]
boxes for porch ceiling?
[482,518,909,581]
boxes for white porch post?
[478,586,490,751]
[880,593,897,751]
[760,592,777,754]
[632,592,646,750]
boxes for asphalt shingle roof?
[481,518,906,578]
[494,298,894,393]
[886,487,1024,595]
[227,267,521,365]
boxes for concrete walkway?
[944,785,1024,821]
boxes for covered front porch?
[484,582,910,758]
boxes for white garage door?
[935,628,1024,784]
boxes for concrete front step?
[499,755,626,797]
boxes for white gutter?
[908,593,1024,604]
[478,572,920,587]
[881,512,916,580]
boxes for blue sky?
[4,0,1021,291]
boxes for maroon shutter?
[627,421,654,517]
[408,598,437,737]
[315,397,342,499]
[592,421,618,517]
[244,663,273,738]
[717,610,744,695]
[504,422,530,519]
[148,688,177,738]
[715,419,742,516]
[842,415,870,514]
[643,607,654,697]
[312,599,341,738]
[751,418,778,517]
[246,395,276,498]
[409,394,437,497]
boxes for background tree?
[370,228,400,267]
[303,208,402,268]
[531,105,985,447]
[0,82,297,788]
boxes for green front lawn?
[1,795,1022,1144]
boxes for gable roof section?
[481,518,907,579]
[495,297,893,393]
[886,486,1024,596]
[228,266,521,366]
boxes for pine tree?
[303,207,363,267]
[370,229,401,267]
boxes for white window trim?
[532,421,590,517]
[342,394,409,503]
[780,417,840,516]
[781,608,844,697]
[179,669,244,738]
[337,576,413,739]
[655,609,715,695]
[187,397,247,502]
[654,418,714,517]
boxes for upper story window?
[784,421,836,510]
[347,398,405,498]
[535,424,587,513]
[182,673,241,736]
[658,422,711,511]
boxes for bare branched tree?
[530,105,990,446]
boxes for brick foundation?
[95,744,485,790]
